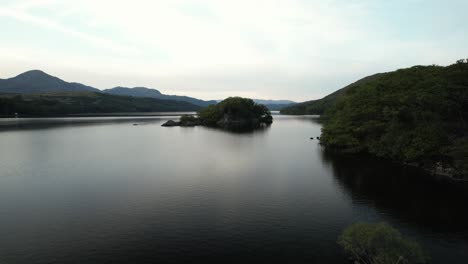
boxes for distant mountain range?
[0,70,295,109]
[252,100,296,111]
[0,70,215,107]
[103,87,217,107]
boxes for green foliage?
[197,97,273,127]
[197,104,223,125]
[447,138,468,176]
[338,222,429,264]
[320,61,468,177]
[0,92,201,116]
[180,114,199,123]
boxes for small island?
[162,97,273,131]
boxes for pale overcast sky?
[0,0,467,101]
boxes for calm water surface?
[0,115,467,264]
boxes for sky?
[0,0,467,101]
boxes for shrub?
[197,97,272,127]
[338,222,429,264]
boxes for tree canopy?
[338,222,429,264]
[197,97,272,130]
[0,92,200,116]
[320,61,468,178]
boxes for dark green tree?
[197,97,272,129]
[320,61,468,178]
[338,222,429,264]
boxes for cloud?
[0,2,140,56]
[0,0,467,100]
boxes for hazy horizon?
[1,0,467,101]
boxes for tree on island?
[198,97,272,129]
[162,97,273,131]
[338,222,429,264]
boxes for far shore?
[0,112,197,118]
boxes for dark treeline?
[320,60,468,178]
[0,92,201,116]
[197,96,272,127]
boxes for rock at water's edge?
[161,120,180,127]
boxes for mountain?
[103,87,217,107]
[319,61,468,179]
[280,74,382,115]
[0,92,201,116]
[0,70,216,107]
[0,70,99,93]
[263,103,296,111]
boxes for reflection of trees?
[0,117,165,132]
[320,148,468,234]
[199,123,271,136]
[276,115,322,124]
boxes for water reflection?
[0,114,275,135]
[0,117,171,131]
[320,148,468,234]
[0,115,467,264]
[198,123,272,135]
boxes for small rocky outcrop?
[161,115,202,127]
[161,120,180,127]
[216,114,263,130]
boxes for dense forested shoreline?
[313,61,468,179]
[0,92,201,117]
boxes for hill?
[319,61,468,179]
[0,70,99,93]
[263,103,296,111]
[0,70,216,107]
[0,92,201,116]
[280,74,382,115]
[253,99,296,111]
[103,87,216,107]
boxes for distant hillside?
[280,74,382,115]
[320,61,468,179]
[0,92,201,116]
[0,70,216,107]
[263,103,296,111]
[214,99,296,111]
[0,70,99,93]
[253,99,296,111]
[103,87,216,107]
[253,99,296,105]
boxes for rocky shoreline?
[318,140,466,181]
[162,114,271,131]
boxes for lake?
[0,115,467,264]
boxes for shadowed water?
[0,115,467,264]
